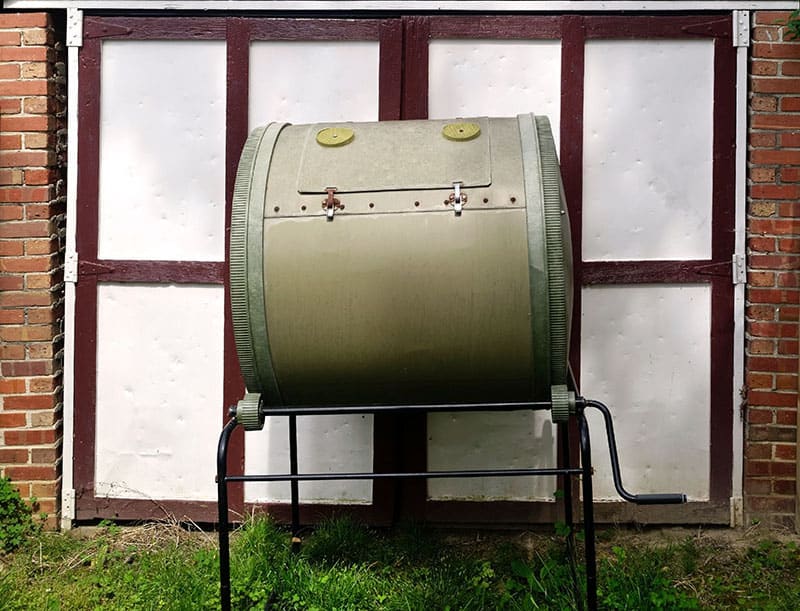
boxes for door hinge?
[733,10,750,48]
[732,253,746,285]
[67,8,83,48]
[61,488,76,527]
[64,252,78,283]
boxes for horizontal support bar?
[257,400,554,417]
[224,467,583,483]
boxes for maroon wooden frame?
[74,12,735,525]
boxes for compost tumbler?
[230,114,574,427]
[217,113,687,611]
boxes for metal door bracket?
[322,187,342,221]
[67,8,83,48]
[448,181,467,216]
[64,251,78,283]
[732,253,746,284]
[733,10,750,48]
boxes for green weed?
[2,516,800,610]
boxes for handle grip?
[631,493,687,505]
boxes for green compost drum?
[230,114,573,430]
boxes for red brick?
[0,98,21,114]
[25,203,59,220]
[750,132,777,147]
[753,61,779,76]
[0,325,54,342]
[27,307,60,325]
[747,236,774,253]
[753,26,782,42]
[0,448,29,464]
[28,343,54,359]
[749,496,795,513]
[3,465,57,481]
[754,42,800,59]
[0,413,28,428]
[0,220,49,238]
[0,378,26,393]
[0,47,49,62]
[747,305,777,320]
[778,202,800,216]
[2,394,57,410]
[775,374,797,390]
[749,338,775,354]
[749,271,776,287]
[28,377,55,393]
[749,254,799,270]
[0,133,22,149]
[0,186,52,203]
[1,360,51,377]
[0,345,25,359]
[0,169,23,186]
[30,448,58,465]
[751,184,800,200]
[751,149,800,164]
[750,322,799,338]
[0,255,54,273]
[779,238,800,253]
[773,480,796,495]
[0,204,23,220]
[24,238,56,255]
[0,276,24,290]
[772,460,797,475]
[747,442,774,459]
[0,30,22,46]
[780,132,800,147]
[3,428,57,446]
[752,77,800,94]
[748,407,774,423]
[780,167,800,182]
[0,150,50,168]
[750,167,776,182]
[746,459,771,476]
[749,289,799,305]
[752,218,800,237]
[22,96,48,114]
[779,306,799,321]
[775,408,797,425]
[781,98,800,117]
[23,169,55,186]
[744,477,772,495]
[747,372,774,389]
[0,290,52,307]
[748,390,798,407]
[748,356,799,373]
[778,339,799,355]
[751,94,778,111]
[0,13,49,28]
[777,272,799,288]
[755,11,795,26]
[0,114,52,132]
[0,309,24,324]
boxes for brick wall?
[746,11,800,530]
[0,12,65,529]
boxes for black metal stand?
[216,398,685,611]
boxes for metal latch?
[322,187,343,221]
[448,181,467,216]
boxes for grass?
[1,515,800,610]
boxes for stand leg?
[217,418,239,611]
[577,410,598,611]
[560,421,582,611]
[289,414,301,552]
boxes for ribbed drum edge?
[535,116,569,387]
[518,113,551,399]
[230,126,268,393]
